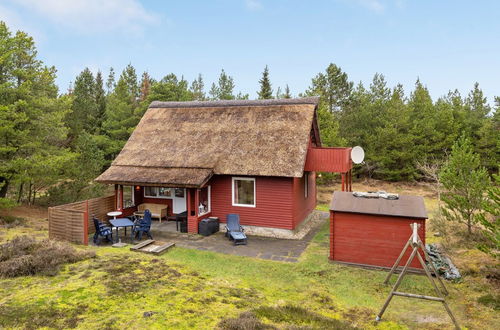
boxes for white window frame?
[232,177,256,208]
[199,185,211,216]
[304,172,309,198]
[144,187,172,199]
[123,185,135,208]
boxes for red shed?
[329,191,427,269]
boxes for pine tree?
[209,69,235,100]
[121,64,139,104]
[95,71,106,133]
[0,22,72,205]
[476,174,500,257]
[139,71,151,101]
[106,67,115,94]
[146,73,193,102]
[103,65,141,155]
[68,68,97,138]
[190,74,205,100]
[440,136,490,237]
[306,63,353,112]
[283,85,291,98]
[257,65,273,99]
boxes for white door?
[171,188,187,214]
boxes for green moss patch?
[218,305,356,330]
[477,294,500,310]
[0,300,87,329]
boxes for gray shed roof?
[330,191,428,219]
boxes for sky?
[1,0,499,103]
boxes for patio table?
[107,211,122,219]
[109,218,134,243]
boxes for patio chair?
[225,214,247,245]
[92,216,113,245]
[132,209,153,241]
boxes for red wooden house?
[96,98,353,236]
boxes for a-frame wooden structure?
[376,223,460,329]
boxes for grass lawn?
[0,182,498,329]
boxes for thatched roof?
[96,97,320,187]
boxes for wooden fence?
[48,195,115,245]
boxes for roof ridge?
[149,97,319,109]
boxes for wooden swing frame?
[375,223,460,329]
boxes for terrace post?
[118,185,123,211]
[187,188,199,233]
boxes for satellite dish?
[351,146,365,164]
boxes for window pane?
[199,186,210,214]
[234,179,254,205]
[174,188,184,198]
[159,187,171,197]
[123,186,135,208]
[145,186,156,197]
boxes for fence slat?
[48,195,115,245]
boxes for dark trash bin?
[198,217,219,236]
[208,217,219,234]
[199,218,211,236]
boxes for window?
[199,186,211,215]
[144,187,172,198]
[304,172,309,198]
[174,188,185,198]
[158,187,172,197]
[123,186,135,208]
[232,177,256,207]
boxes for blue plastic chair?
[225,214,247,245]
[93,216,113,245]
[132,209,153,241]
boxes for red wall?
[292,172,317,228]
[209,175,298,230]
[330,212,426,269]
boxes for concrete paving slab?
[142,211,327,263]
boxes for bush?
[0,236,95,277]
[0,215,26,228]
[38,181,105,207]
[218,312,276,330]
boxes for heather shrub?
[0,236,95,277]
[0,215,26,228]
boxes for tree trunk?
[27,182,33,206]
[31,188,36,205]
[17,183,24,203]
[0,177,9,198]
[467,217,472,236]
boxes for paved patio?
[149,211,328,262]
[93,211,328,262]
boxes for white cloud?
[245,0,263,11]
[10,0,159,34]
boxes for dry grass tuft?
[0,215,27,228]
[0,236,95,277]
[217,311,277,330]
